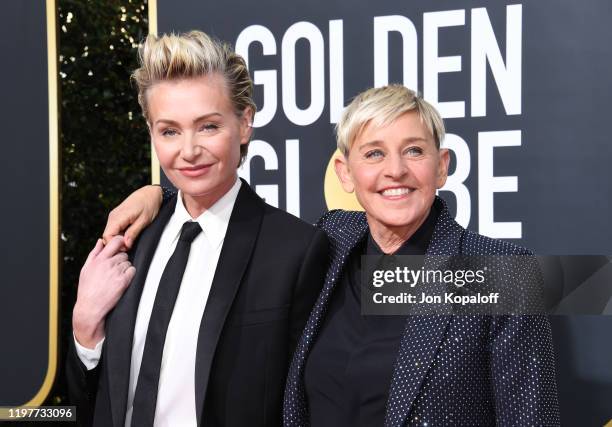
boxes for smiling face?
[335,110,449,241]
[147,74,252,217]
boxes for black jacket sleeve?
[288,229,329,358]
[65,335,101,426]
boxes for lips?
[380,187,414,197]
[178,164,211,178]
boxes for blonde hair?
[132,30,256,163]
[336,84,445,155]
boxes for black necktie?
[131,221,202,426]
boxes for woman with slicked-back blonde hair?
[133,30,256,165]
[67,30,329,427]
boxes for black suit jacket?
[284,196,560,426]
[67,181,329,426]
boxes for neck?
[367,209,430,254]
[182,176,237,218]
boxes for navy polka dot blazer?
[284,197,560,426]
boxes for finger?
[117,260,132,273]
[110,252,129,265]
[123,217,148,249]
[84,239,104,266]
[102,210,136,245]
[123,265,137,284]
[100,235,127,258]
[122,234,132,250]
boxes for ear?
[239,107,254,145]
[436,148,450,188]
[334,154,355,193]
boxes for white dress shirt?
[75,178,241,427]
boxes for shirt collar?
[167,178,242,249]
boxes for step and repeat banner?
[0,0,609,423]
[0,0,59,407]
[152,0,611,424]
[154,0,612,255]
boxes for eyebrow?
[357,137,428,149]
[154,112,223,126]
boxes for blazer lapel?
[194,182,265,426]
[300,211,368,355]
[284,210,368,424]
[105,196,177,427]
[384,197,465,427]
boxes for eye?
[161,128,178,137]
[198,123,219,132]
[405,146,423,156]
[364,149,384,159]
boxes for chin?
[378,207,428,230]
[171,176,214,193]
[181,186,217,198]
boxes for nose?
[180,133,201,162]
[383,152,408,179]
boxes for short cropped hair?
[132,30,256,163]
[335,84,445,155]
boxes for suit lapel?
[105,196,177,427]
[194,182,264,426]
[284,210,368,424]
[384,197,465,427]
[301,211,368,359]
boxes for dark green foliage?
[51,0,149,404]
